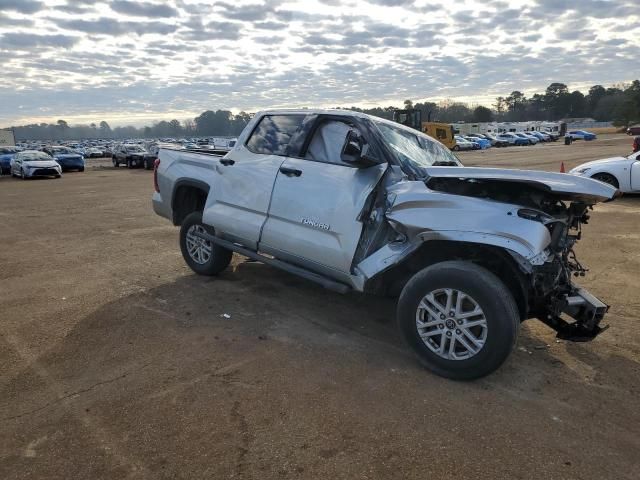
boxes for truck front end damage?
[364,167,618,342]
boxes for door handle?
[219,159,235,166]
[279,166,302,177]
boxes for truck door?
[259,118,386,276]
[203,114,307,249]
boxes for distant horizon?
[1,81,627,129]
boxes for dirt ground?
[1,135,639,479]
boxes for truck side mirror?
[340,130,378,167]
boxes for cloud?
[55,17,177,36]
[0,0,43,14]
[0,33,79,49]
[0,0,638,126]
[110,0,178,18]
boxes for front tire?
[452,145,460,151]
[397,261,519,380]
[591,172,619,189]
[179,211,232,276]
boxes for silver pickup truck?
[152,109,617,380]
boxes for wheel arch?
[590,170,621,189]
[171,179,210,226]
[365,240,529,321]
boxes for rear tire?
[397,261,519,380]
[591,172,619,189]
[452,145,460,151]
[179,211,232,276]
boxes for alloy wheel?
[415,288,488,360]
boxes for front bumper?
[540,286,609,341]
[26,167,61,177]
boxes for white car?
[85,147,103,158]
[569,151,640,192]
[10,150,62,179]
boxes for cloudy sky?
[0,0,637,127]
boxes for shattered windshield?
[375,121,461,177]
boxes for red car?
[627,125,640,135]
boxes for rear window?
[246,115,305,155]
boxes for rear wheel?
[452,145,460,151]
[397,261,519,380]
[591,172,619,189]
[179,211,232,276]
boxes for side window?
[305,120,356,166]
[246,115,305,155]
[435,128,447,140]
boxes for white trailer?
[0,128,15,146]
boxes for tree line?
[8,80,640,141]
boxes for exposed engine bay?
[425,176,609,341]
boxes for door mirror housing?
[340,130,378,167]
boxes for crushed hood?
[424,166,618,203]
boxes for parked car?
[542,129,560,140]
[530,132,551,142]
[43,146,85,172]
[85,147,103,158]
[568,130,596,141]
[464,135,491,149]
[496,133,529,146]
[483,134,509,147]
[152,108,615,380]
[515,132,538,145]
[626,125,640,135]
[112,144,157,169]
[569,151,640,192]
[10,150,62,179]
[452,136,475,151]
[0,146,19,174]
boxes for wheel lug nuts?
[440,314,445,320]
[457,320,463,325]
[446,331,452,337]
[456,329,461,334]
[438,324,444,329]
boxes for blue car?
[0,146,19,174]
[568,130,597,141]
[464,135,491,149]
[43,146,85,172]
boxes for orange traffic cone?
[560,162,565,173]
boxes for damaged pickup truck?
[152,109,617,379]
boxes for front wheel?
[452,145,460,151]
[179,211,232,276]
[591,172,619,189]
[397,261,519,380]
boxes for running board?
[194,231,352,294]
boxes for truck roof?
[254,108,423,136]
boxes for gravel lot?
[1,135,639,479]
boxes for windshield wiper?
[432,161,459,167]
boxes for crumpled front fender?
[384,180,551,262]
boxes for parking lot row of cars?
[452,129,597,151]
